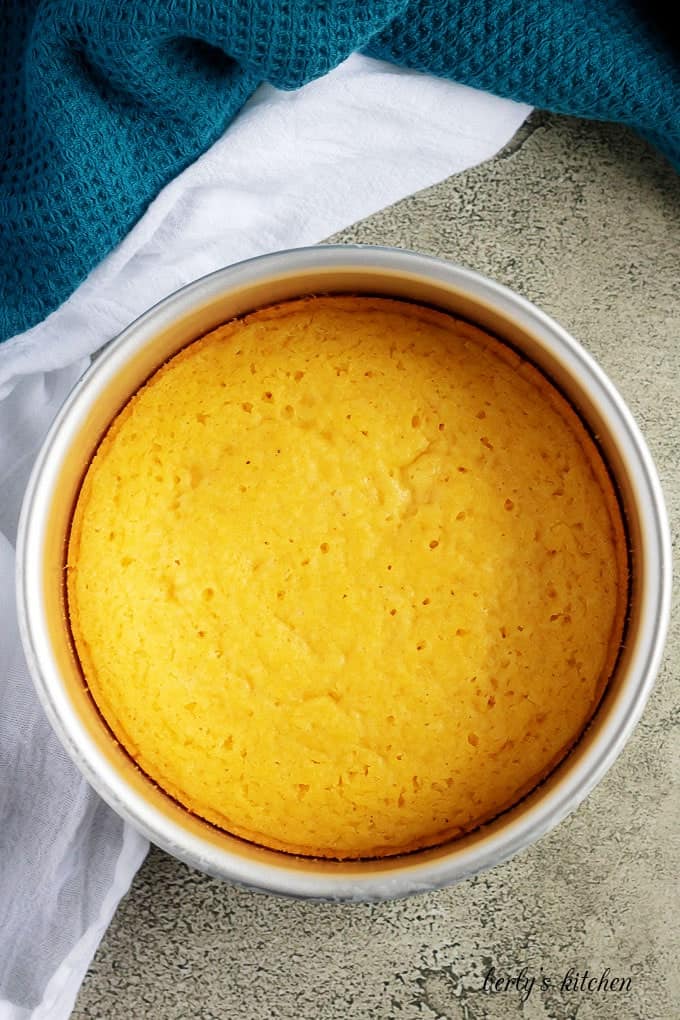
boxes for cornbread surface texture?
[67,296,627,859]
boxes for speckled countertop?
[72,112,680,1020]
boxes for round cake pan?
[16,245,671,900]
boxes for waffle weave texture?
[1,1,678,342]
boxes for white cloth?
[0,54,530,1018]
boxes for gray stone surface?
[72,113,680,1020]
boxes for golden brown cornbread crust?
[67,296,628,859]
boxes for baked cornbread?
[67,296,628,859]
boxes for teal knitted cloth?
[1,1,678,342]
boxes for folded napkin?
[0,54,531,1020]
[1,0,678,342]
